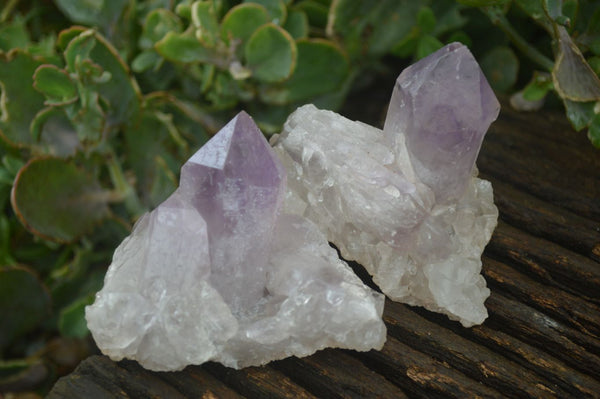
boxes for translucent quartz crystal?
[273,43,500,327]
[86,112,386,371]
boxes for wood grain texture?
[48,94,600,398]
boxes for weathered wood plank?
[483,175,600,262]
[383,300,572,398]
[204,363,316,399]
[273,349,408,398]
[485,292,600,378]
[411,305,600,399]
[48,356,186,399]
[155,365,245,398]
[486,222,600,302]
[480,106,600,221]
[482,256,600,338]
[356,335,504,398]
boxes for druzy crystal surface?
[86,112,386,371]
[273,43,500,327]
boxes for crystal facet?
[86,112,386,371]
[273,43,500,327]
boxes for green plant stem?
[106,153,145,218]
[483,7,554,72]
[0,0,19,23]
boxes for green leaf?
[221,3,270,46]
[514,0,555,32]
[131,50,161,73]
[417,7,436,35]
[30,107,80,157]
[588,112,600,148]
[33,65,78,106]
[245,23,296,82]
[192,1,220,47]
[0,266,50,351]
[294,0,329,28]
[11,157,110,242]
[283,10,309,39]
[447,31,472,47]
[522,72,554,101]
[139,9,183,50]
[564,99,595,131]
[156,31,216,63]
[244,0,287,24]
[0,15,30,51]
[262,39,348,103]
[54,0,128,33]
[58,295,94,338]
[416,35,444,59]
[480,46,519,92]
[457,0,509,6]
[553,27,600,102]
[0,50,47,148]
[125,112,179,208]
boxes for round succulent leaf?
[191,1,220,47]
[54,0,128,33]
[220,3,270,45]
[283,10,309,39]
[244,0,287,24]
[11,157,110,242]
[275,39,348,102]
[0,266,51,351]
[480,46,519,93]
[0,50,47,147]
[245,23,296,83]
[63,29,141,125]
[33,65,78,105]
[57,26,86,51]
[553,27,600,102]
[139,9,182,49]
[295,0,329,28]
[63,30,96,72]
[131,50,161,73]
[155,31,216,63]
[30,107,80,157]
[59,295,94,338]
[588,112,600,147]
[564,99,596,131]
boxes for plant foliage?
[0,0,599,394]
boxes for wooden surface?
[47,102,600,398]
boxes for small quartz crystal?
[86,112,386,371]
[273,43,500,327]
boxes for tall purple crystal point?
[384,42,500,203]
[180,111,286,311]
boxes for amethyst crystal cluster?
[86,43,499,371]
[274,43,500,326]
[86,112,386,371]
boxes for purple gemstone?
[384,42,500,203]
[179,111,286,311]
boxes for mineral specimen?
[273,43,500,327]
[85,112,386,371]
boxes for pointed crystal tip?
[384,42,500,202]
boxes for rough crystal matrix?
[273,43,500,327]
[86,112,386,371]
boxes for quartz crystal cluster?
[86,112,386,371]
[273,43,500,327]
